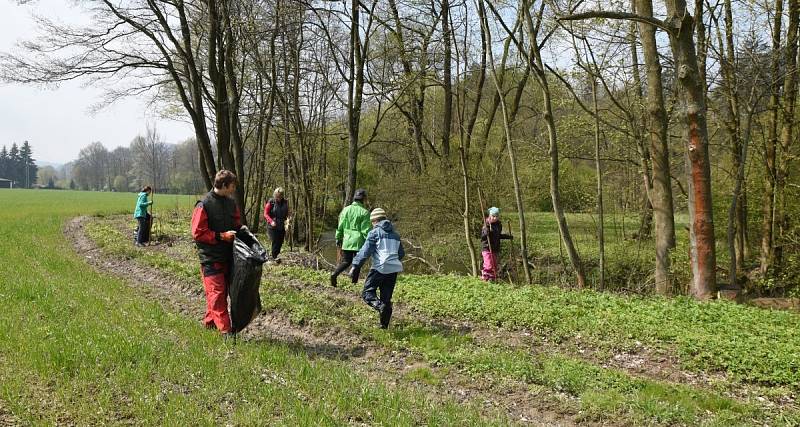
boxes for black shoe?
[330,275,337,287]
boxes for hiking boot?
[329,274,337,288]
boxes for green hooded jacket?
[335,201,370,251]
[134,192,152,218]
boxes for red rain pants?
[201,262,232,333]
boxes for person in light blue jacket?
[134,186,153,246]
[350,208,405,329]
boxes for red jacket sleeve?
[191,204,218,245]
[263,200,273,224]
[234,205,242,229]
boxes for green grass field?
[2,189,799,425]
[0,190,501,425]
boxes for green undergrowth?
[78,210,800,424]
[261,272,791,426]
[273,267,800,389]
[88,214,799,389]
[0,190,502,425]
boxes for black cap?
[353,188,367,201]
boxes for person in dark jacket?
[480,207,512,281]
[133,186,153,246]
[350,208,405,329]
[190,170,242,338]
[263,187,290,261]
[330,188,370,287]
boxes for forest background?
[2,0,798,300]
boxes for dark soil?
[0,404,18,427]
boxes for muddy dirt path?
[0,404,18,427]
[66,216,588,426]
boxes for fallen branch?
[402,238,443,273]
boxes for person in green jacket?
[134,185,153,246]
[331,188,370,287]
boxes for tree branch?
[558,11,671,33]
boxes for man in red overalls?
[190,170,242,338]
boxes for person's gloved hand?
[220,231,236,242]
[349,265,361,283]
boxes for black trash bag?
[229,226,268,332]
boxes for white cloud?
[0,0,193,164]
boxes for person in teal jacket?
[134,185,153,246]
[330,188,370,287]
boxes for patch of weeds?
[403,366,442,386]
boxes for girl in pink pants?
[480,207,513,281]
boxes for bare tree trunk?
[638,0,676,294]
[345,0,366,204]
[441,0,452,159]
[729,104,756,288]
[761,0,783,274]
[720,0,742,285]
[775,0,800,270]
[459,147,479,276]
[386,0,432,172]
[665,0,717,300]
[221,0,247,224]
[694,0,707,98]
[480,1,532,284]
[457,0,489,277]
[524,2,585,287]
[628,3,654,240]
[592,73,605,291]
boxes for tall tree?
[0,146,9,179]
[562,0,716,298]
[761,0,784,274]
[440,0,453,159]
[19,141,37,189]
[636,0,676,295]
[665,0,716,299]
[480,0,533,284]
[8,143,20,186]
[775,0,800,270]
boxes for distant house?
[0,178,13,189]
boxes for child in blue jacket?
[350,208,405,329]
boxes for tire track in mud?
[66,216,585,426]
[0,402,19,427]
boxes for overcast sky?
[0,1,193,165]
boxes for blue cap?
[488,207,500,216]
